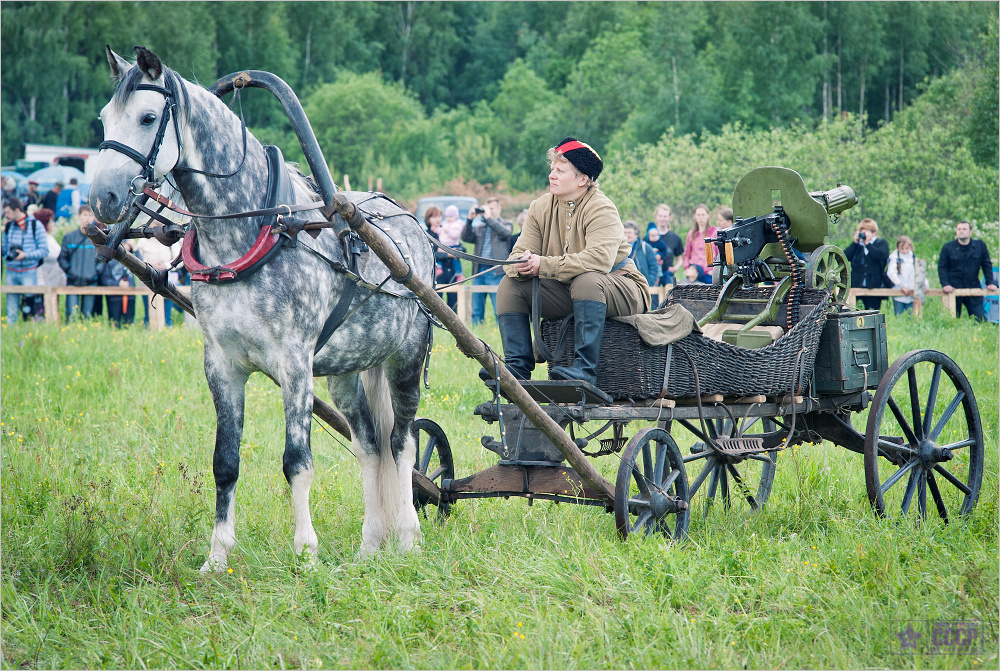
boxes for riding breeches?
[496,271,647,318]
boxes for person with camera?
[3,197,49,324]
[58,204,104,320]
[844,217,890,311]
[489,137,649,385]
[461,196,513,326]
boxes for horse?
[89,46,434,570]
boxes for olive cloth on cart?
[612,302,699,346]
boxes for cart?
[407,168,985,539]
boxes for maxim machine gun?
[697,167,857,347]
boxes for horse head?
[90,45,184,224]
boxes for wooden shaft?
[333,194,616,504]
[312,396,352,440]
[82,223,195,314]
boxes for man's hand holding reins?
[515,252,541,277]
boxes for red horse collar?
[182,225,281,282]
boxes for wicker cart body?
[542,287,831,400]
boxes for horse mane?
[112,63,190,118]
[113,59,321,205]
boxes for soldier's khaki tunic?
[497,186,650,318]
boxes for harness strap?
[425,230,526,266]
[142,186,323,220]
[314,279,358,354]
[99,84,176,183]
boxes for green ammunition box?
[722,328,775,349]
[814,310,888,394]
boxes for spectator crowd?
[4,176,998,328]
[2,184,190,327]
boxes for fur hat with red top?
[554,137,603,181]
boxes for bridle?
[94,78,252,262]
[98,81,250,194]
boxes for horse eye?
[141,113,157,126]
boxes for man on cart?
[489,138,650,385]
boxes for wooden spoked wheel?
[805,244,850,303]
[864,350,984,520]
[412,418,455,517]
[683,417,780,517]
[614,428,690,540]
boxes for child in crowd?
[646,203,683,286]
[437,205,465,288]
[58,205,102,319]
[886,235,928,315]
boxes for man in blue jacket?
[58,205,103,320]
[938,221,997,321]
[2,197,48,324]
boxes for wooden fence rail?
[847,287,999,317]
[1,285,191,330]
[3,284,996,329]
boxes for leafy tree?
[213,2,297,130]
[706,2,825,129]
[301,71,429,182]
[965,10,999,168]
[564,29,660,155]
[283,2,384,92]
[487,59,562,189]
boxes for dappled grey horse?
[89,46,433,569]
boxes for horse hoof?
[355,543,380,562]
[200,555,228,573]
[297,549,319,570]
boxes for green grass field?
[2,299,997,669]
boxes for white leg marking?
[201,492,237,572]
[393,433,422,553]
[354,366,422,557]
[357,448,387,559]
[290,466,318,564]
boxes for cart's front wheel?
[864,350,984,520]
[615,428,690,540]
[412,418,455,516]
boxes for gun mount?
[696,167,857,345]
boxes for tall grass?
[1,300,997,669]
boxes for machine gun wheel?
[805,245,849,303]
[614,428,690,540]
[412,418,455,517]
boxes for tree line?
[3,2,995,188]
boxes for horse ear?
[133,45,163,81]
[106,45,131,83]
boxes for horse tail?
[359,365,401,516]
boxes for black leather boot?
[479,312,535,381]
[549,300,607,386]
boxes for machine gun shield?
[732,166,840,253]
